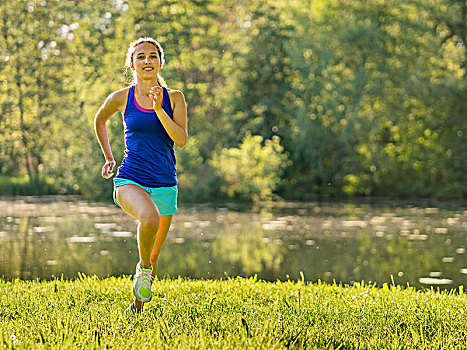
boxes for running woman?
[94,37,188,314]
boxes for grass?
[0,276,466,349]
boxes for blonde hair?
[125,37,167,87]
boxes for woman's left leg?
[134,214,173,312]
[150,214,173,274]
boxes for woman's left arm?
[151,87,188,148]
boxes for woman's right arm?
[94,90,126,179]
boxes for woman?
[94,37,187,314]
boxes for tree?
[285,0,467,198]
[0,1,73,191]
[229,0,296,143]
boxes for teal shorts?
[113,178,178,215]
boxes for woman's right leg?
[115,184,160,269]
[134,214,174,312]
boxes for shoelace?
[135,270,152,289]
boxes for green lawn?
[1,276,466,349]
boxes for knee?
[139,210,160,230]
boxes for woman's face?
[132,42,161,80]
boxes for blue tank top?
[115,86,177,187]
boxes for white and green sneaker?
[133,263,153,303]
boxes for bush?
[0,174,57,196]
[210,133,288,201]
[175,136,223,203]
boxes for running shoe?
[133,263,153,302]
[124,302,136,315]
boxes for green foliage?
[0,175,56,196]
[0,1,72,185]
[230,0,296,143]
[210,133,287,201]
[0,277,466,349]
[175,136,222,203]
[0,0,465,201]
[284,0,467,199]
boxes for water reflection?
[0,197,465,289]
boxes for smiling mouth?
[143,67,154,71]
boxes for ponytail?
[157,73,167,88]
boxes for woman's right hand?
[102,159,116,179]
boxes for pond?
[0,197,465,289]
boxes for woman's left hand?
[149,86,163,110]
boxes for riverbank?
[1,276,465,349]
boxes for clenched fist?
[102,159,116,179]
[149,85,163,110]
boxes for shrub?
[210,133,288,201]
